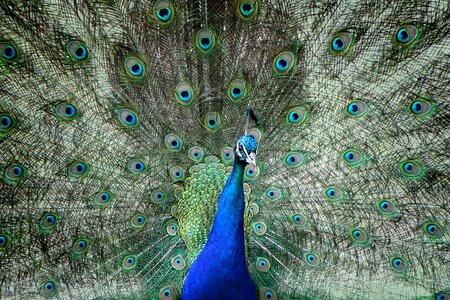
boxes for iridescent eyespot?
[171,255,186,270]
[0,40,18,61]
[174,82,195,106]
[151,189,166,203]
[72,238,89,255]
[260,288,276,300]
[330,32,355,54]
[165,134,182,150]
[153,0,174,23]
[117,109,139,128]
[128,159,146,174]
[284,152,305,168]
[123,255,137,270]
[170,166,185,181]
[39,213,58,232]
[227,79,249,103]
[204,112,221,131]
[55,101,79,121]
[221,147,234,164]
[256,257,270,272]
[389,256,405,274]
[399,159,424,179]
[249,203,259,214]
[159,286,176,299]
[66,41,88,62]
[274,51,296,73]
[131,213,147,229]
[0,233,11,250]
[304,253,320,267]
[408,98,434,118]
[42,279,58,297]
[375,198,400,218]
[67,160,89,178]
[188,146,204,162]
[0,113,15,133]
[350,228,369,245]
[345,100,368,117]
[340,148,365,167]
[290,214,307,226]
[286,106,308,125]
[264,187,282,201]
[422,221,443,239]
[434,292,448,300]
[237,1,258,20]
[323,186,346,204]
[244,165,259,180]
[395,25,420,46]
[167,223,178,236]
[94,191,112,207]
[252,221,267,235]
[196,28,216,53]
[124,56,145,78]
[4,162,27,184]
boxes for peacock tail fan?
[0,0,449,299]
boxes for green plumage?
[0,0,449,299]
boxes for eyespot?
[0,234,11,250]
[124,56,145,78]
[188,146,204,162]
[39,213,58,232]
[249,203,259,215]
[131,214,147,229]
[227,79,249,103]
[244,165,259,180]
[170,166,185,181]
[252,221,267,235]
[55,101,79,121]
[395,25,419,46]
[66,160,89,178]
[159,286,176,300]
[340,148,365,166]
[4,163,27,184]
[174,82,195,106]
[434,292,448,300]
[422,221,443,239]
[330,32,354,54]
[165,134,182,151]
[72,238,89,255]
[290,213,307,226]
[204,112,222,131]
[66,41,88,62]
[399,159,424,179]
[323,186,346,204]
[274,51,296,74]
[122,255,137,270]
[375,198,400,218]
[345,100,368,117]
[117,109,139,128]
[256,257,270,272]
[237,1,258,20]
[171,255,186,270]
[153,0,174,23]
[128,159,146,174]
[0,40,18,61]
[304,253,320,267]
[389,256,405,274]
[221,147,235,164]
[196,28,216,53]
[166,223,178,236]
[408,98,434,118]
[260,288,277,300]
[0,113,15,133]
[264,187,282,201]
[350,228,368,245]
[42,279,58,297]
[284,152,305,168]
[94,191,112,207]
[151,189,166,204]
[286,106,308,125]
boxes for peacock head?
[235,135,258,167]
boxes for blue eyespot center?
[157,8,171,21]
[179,90,191,101]
[0,236,6,246]
[13,166,22,177]
[74,46,87,59]
[256,224,262,230]
[125,113,136,125]
[348,103,359,114]
[200,37,211,49]
[46,215,55,225]
[164,289,171,296]
[307,254,315,262]
[380,201,389,211]
[427,224,437,234]
[45,282,54,290]
[1,116,12,128]
[76,163,86,173]
[170,225,176,230]
[353,230,361,239]
[232,87,242,98]
[332,37,345,50]
[78,240,86,249]
[411,101,422,113]
[3,45,16,59]
[171,140,179,148]
[403,163,413,173]
[157,192,164,200]
[127,257,135,264]
[276,57,288,71]
[289,112,300,122]
[240,3,254,16]
[393,258,402,267]
[264,291,273,299]
[175,171,182,177]
[327,188,335,198]
[101,193,110,202]
[345,152,354,162]
[208,119,216,128]
[64,105,76,117]
[294,215,301,223]
[137,216,144,224]
[397,28,410,43]
[225,153,231,158]
[287,155,296,164]
[437,294,445,300]
[130,63,143,76]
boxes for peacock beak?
[246,151,257,167]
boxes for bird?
[0,0,449,299]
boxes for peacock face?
[235,135,258,167]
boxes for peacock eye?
[256,257,270,272]
[221,147,234,164]
[204,112,221,131]
[124,56,145,79]
[389,256,406,274]
[286,106,308,126]
[66,41,88,62]
[174,82,195,106]
[284,152,305,168]
[274,51,296,73]
[422,221,443,239]
[131,213,147,229]
[171,255,186,270]
[4,163,27,184]
[0,113,15,132]
[166,223,178,235]
[188,146,204,162]
[55,102,79,121]
[0,41,18,61]
[408,98,434,118]
[330,32,355,54]
[159,286,176,299]
[350,228,369,245]
[304,253,320,267]
[196,28,216,52]
[227,79,249,103]
[0,234,11,249]
[395,25,419,46]
[42,279,58,296]
[345,100,368,117]
[165,134,182,150]
[323,186,346,204]
[94,191,112,207]
[399,159,424,179]
[72,238,89,255]
[39,213,58,231]
[237,1,258,19]
[123,255,137,270]
[170,166,185,181]
[128,159,146,174]
[244,165,259,180]
[117,109,139,128]
[252,221,267,235]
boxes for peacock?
[0,0,449,299]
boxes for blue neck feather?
[181,158,256,300]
